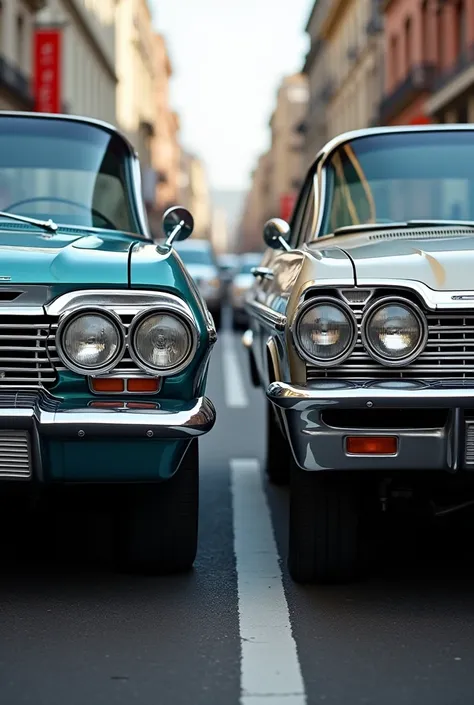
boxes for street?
[2,312,474,705]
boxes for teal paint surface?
[45,438,187,482]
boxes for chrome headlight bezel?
[128,306,198,377]
[292,297,358,367]
[56,308,126,376]
[361,296,428,366]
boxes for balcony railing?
[433,42,474,94]
[0,55,34,108]
[379,63,437,123]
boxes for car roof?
[314,123,474,169]
[0,111,137,157]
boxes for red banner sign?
[280,193,296,222]
[33,29,62,113]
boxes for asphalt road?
[2,312,474,705]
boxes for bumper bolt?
[366,401,373,408]
[146,430,154,437]
[78,430,85,438]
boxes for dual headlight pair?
[293,296,427,367]
[56,309,196,377]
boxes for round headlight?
[294,299,357,366]
[59,312,123,373]
[131,312,194,374]
[362,299,427,365]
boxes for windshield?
[321,131,474,236]
[176,246,215,266]
[0,117,138,233]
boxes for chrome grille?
[307,303,474,381]
[0,316,57,388]
[0,430,31,479]
[49,313,149,377]
[465,422,474,465]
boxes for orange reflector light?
[127,378,160,393]
[127,402,157,409]
[346,436,398,455]
[90,401,123,408]
[92,378,124,393]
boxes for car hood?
[0,229,135,284]
[316,230,474,290]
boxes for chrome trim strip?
[267,380,474,410]
[46,290,194,317]
[352,280,474,310]
[245,299,287,331]
[290,296,358,367]
[128,307,199,378]
[360,296,428,367]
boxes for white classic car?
[244,125,474,584]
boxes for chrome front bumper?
[267,380,474,473]
[0,391,216,483]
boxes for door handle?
[251,266,274,280]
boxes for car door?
[251,169,319,384]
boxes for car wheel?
[115,439,198,575]
[288,461,361,584]
[265,400,290,485]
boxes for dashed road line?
[221,331,249,408]
[230,458,306,705]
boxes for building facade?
[178,152,212,239]
[151,33,180,219]
[303,0,384,165]
[115,0,156,170]
[239,151,272,253]
[426,0,474,123]
[0,0,47,111]
[36,0,117,123]
[322,0,384,138]
[268,73,308,219]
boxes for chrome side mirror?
[263,218,291,251]
[162,206,194,246]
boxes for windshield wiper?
[0,211,58,233]
[330,219,474,237]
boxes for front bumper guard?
[0,390,216,439]
[267,380,474,472]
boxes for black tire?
[288,461,361,584]
[265,400,290,485]
[115,439,199,575]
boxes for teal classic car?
[0,112,216,574]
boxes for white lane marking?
[221,331,248,408]
[231,458,306,705]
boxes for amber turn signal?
[346,436,398,455]
[127,378,160,393]
[91,378,124,393]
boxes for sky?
[150,0,312,191]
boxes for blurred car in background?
[231,252,263,329]
[217,252,239,305]
[174,239,223,329]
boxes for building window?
[16,14,24,70]
[404,17,412,75]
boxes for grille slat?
[0,430,31,478]
[307,303,474,381]
[0,316,57,389]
